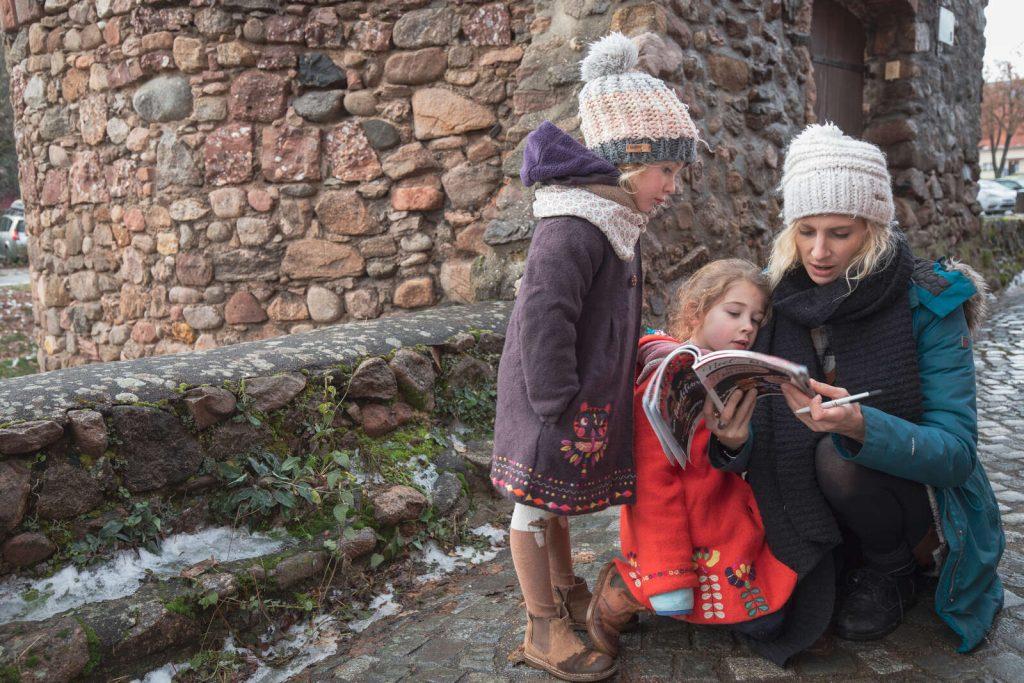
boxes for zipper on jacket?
[945,502,965,604]
[947,542,963,604]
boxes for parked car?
[977,179,1018,215]
[994,177,1024,192]
[0,202,27,263]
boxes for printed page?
[641,345,702,467]
[693,351,813,412]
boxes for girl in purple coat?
[489,33,700,681]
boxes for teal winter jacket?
[832,260,1004,652]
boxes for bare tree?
[982,59,1024,178]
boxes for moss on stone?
[355,422,443,484]
[76,618,101,676]
[256,551,290,572]
[164,595,197,619]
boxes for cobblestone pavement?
[310,285,1024,682]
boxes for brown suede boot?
[554,576,593,630]
[586,561,647,657]
[523,611,617,682]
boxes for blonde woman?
[706,124,1003,663]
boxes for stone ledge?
[0,301,511,423]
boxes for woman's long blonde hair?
[667,259,770,341]
[764,218,897,290]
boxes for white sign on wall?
[938,7,955,46]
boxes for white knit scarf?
[532,186,648,261]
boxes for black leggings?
[815,437,933,573]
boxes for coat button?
[629,274,638,287]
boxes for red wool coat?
[615,335,797,625]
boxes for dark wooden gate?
[811,0,866,136]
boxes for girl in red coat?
[587,259,798,658]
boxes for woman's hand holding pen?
[781,378,866,442]
[703,389,757,450]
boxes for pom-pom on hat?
[781,123,895,227]
[578,32,698,166]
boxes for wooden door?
[811,0,866,136]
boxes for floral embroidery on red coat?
[693,547,725,620]
[726,563,770,617]
[622,551,693,587]
[561,401,611,477]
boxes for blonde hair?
[765,218,897,290]
[617,163,646,194]
[667,259,770,341]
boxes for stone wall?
[0,300,510,576]
[855,0,988,258]
[0,0,989,370]
[0,0,531,372]
[474,0,991,316]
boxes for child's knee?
[511,503,557,545]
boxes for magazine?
[640,345,814,468]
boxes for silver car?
[977,179,1018,215]
[0,202,27,263]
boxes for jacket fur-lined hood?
[912,257,989,333]
[944,258,989,333]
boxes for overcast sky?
[984,0,1024,80]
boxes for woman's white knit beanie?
[781,123,895,227]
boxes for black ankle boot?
[835,566,916,641]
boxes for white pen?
[795,390,878,415]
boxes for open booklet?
[640,345,814,468]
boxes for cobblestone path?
[310,284,1024,682]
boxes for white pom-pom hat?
[781,123,895,227]
[578,32,698,165]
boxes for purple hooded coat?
[490,123,642,514]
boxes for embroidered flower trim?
[623,552,695,588]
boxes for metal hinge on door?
[811,56,868,74]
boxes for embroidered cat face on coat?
[562,402,612,477]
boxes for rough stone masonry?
[0,0,989,371]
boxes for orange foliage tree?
[982,60,1024,178]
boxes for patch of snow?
[244,614,343,683]
[453,544,500,565]
[221,633,242,652]
[0,527,286,624]
[407,455,438,492]
[470,523,507,545]
[131,660,190,683]
[415,525,507,583]
[417,541,459,582]
[347,585,401,633]
[351,470,385,485]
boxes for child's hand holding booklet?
[640,345,815,468]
